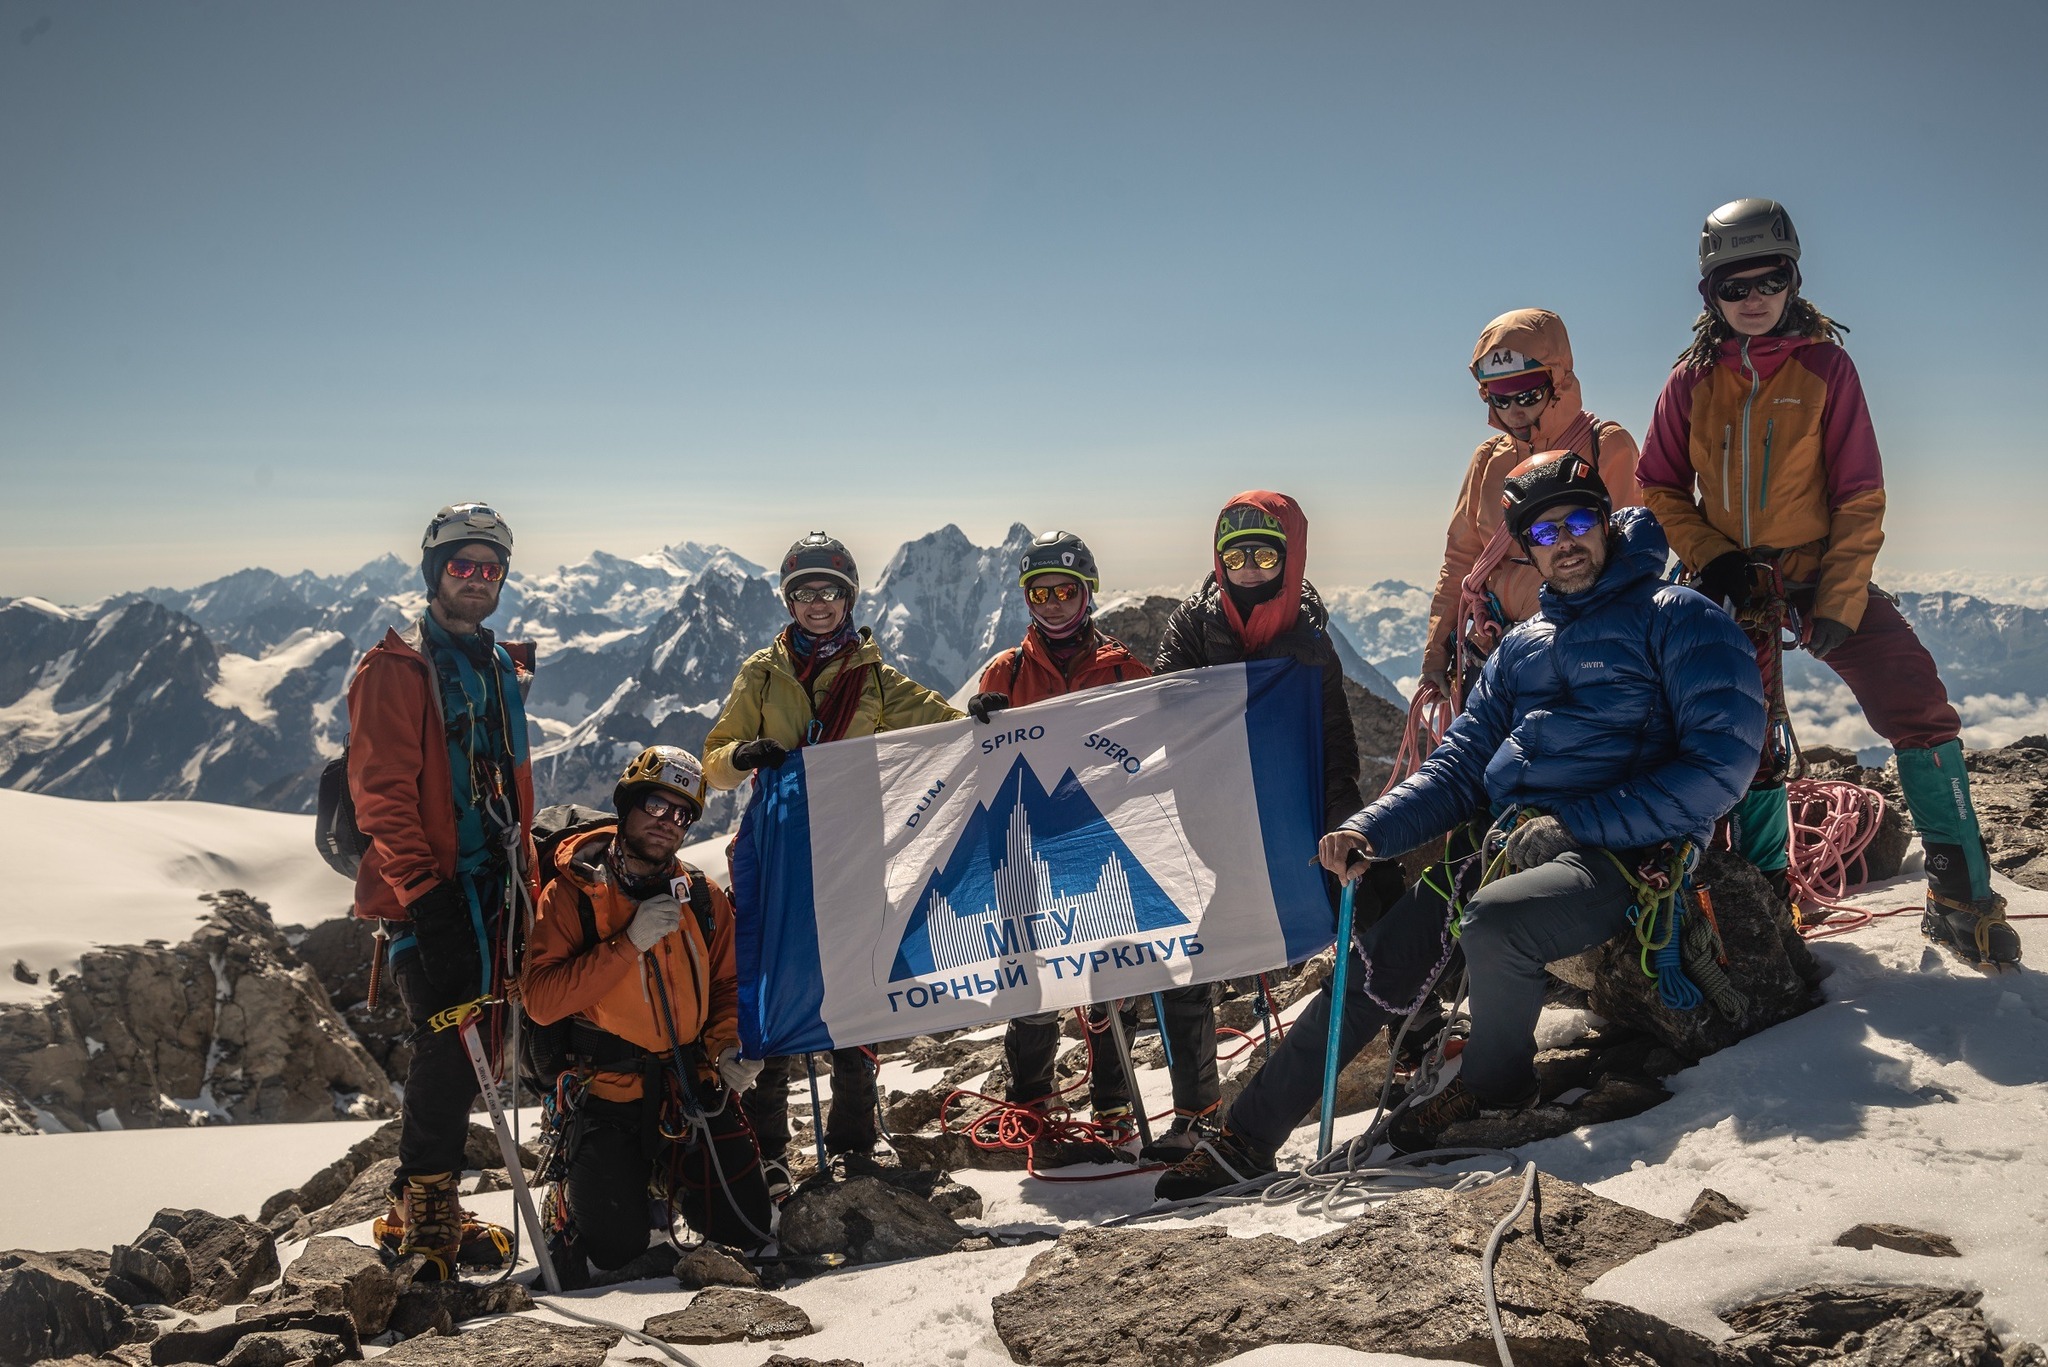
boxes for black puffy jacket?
[1154,577,1364,831]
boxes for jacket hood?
[1471,309,1587,449]
[1537,506,1669,624]
[1213,490,1309,655]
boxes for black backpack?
[520,805,719,1091]
[314,752,368,878]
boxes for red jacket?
[346,621,537,921]
[978,622,1150,706]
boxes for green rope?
[1680,910,1747,1021]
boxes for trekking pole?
[1317,876,1360,1160]
[1149,992,1177,1071]
[1102,999,1154,1148]
[431,997,561,1294]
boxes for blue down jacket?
[1347,508,1763,856]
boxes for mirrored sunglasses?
[1220,545,1283,572]
[639,792,697,827]
[1525,508,1603,547]
[444,558,506,582]
[1486,385,1553,410]
[1025,581,1084,605]
[1713,268,1792,303]
[787,584,848,604]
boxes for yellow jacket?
[703,627,961,790]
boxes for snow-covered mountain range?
[0,527,1409,825]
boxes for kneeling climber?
[1157,456,1765,1199]
[521,746,773,1280]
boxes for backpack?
[520,806,718,1091]
[314,752,368,878]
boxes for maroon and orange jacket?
[345,621,537,922]
[979,623,1150,707]
[1422,310,1644,677]
[1639,333,1886,629]
[520,827,738,1103]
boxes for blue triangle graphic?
[889,754,1190,983]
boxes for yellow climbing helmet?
[615,745,707,820]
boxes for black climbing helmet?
[1017,530,1100,592]
[1501,452,1612,542]
[779,531,858,597]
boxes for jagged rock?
[866,1167,985,1221]
[151,1308,360,1365]
[643,1288,816,1344]
[675,1244,762,1290]
[1962,739,2048,891]
[992,1173,1695,1367]
[1719,1282,2042,1365]
[0,1252,137,1367]
[1835,1223,1963,1258]
[0,892,395,1131]
[307,1158,402,1235]
[256,1237,401,1338]
[778,1176,968,1263]
[386,1278,533,1338]
[1682,1188,1750,1231]
[372,1317,618,1365]
[0,1073,44,1134]
[2,1247,110,1285]
[217,1328,353,1367]
[1556,849,1818,1063]
[582,1245,680,1288]
[108,1209,279,1309]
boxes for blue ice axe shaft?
[1317,878,1358,1159]
[1150,992,1176,1071]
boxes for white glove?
[625,895,682,952]
[717,1046,763,1094]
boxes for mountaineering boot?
[1763,869,1829,987]
[1897,741,2021,965]
[373,1173,513,1276]
[383,1172,464,1282]
[1152,1128,1277,1203]
[1386,1077,1540,1156]
[760,1157,794,1203]
[1092,1104,1139,1149]
[1137,1108,1217,1163]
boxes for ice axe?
[1316,854,1365,1160]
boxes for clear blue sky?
[3,1,2043,603]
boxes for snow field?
[0,790,353,1006]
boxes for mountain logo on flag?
[888,754,1190,982]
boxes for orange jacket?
[346,621,537,922]
[519,826,739,1103]
[1639,334,1886,629]
[1422,310,1643,677]
[978,622,1151,707]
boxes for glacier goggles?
[786,583,849,604]
[1712,267,1793,303]
[443,557,506,582]
[1524,507,1603,547]
[1219,545,1283,572]
[637,792,697,828]
[1486,384,1553,410]
[1025,580,1084,605]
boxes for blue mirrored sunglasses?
[1526,508,1602,547]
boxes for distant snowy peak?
[1884,570,2048,609]
[869,523,1039,693]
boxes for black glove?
[730,738,790,772]
[1502,815,1580,873]
[406,879,484,1005]
[1806,616,1854,659]
[1696,551,1755,612]
[967,692,1009,724]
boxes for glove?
[717,1046,763,1094]
[1696,551,1755,613]
[1806,617,1854,659]
[625,894,683,952]
[1418,669,1451,701]
[406,879,484,1005]
[967,691,1009,724]
[1502,815,1580,872]
[730,738,789,772]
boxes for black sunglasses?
[1713,268,1793,303]
[1486,386,1552,411]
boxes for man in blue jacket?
[1157,454,1765,1200]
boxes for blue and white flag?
[731,658,1334,1055]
